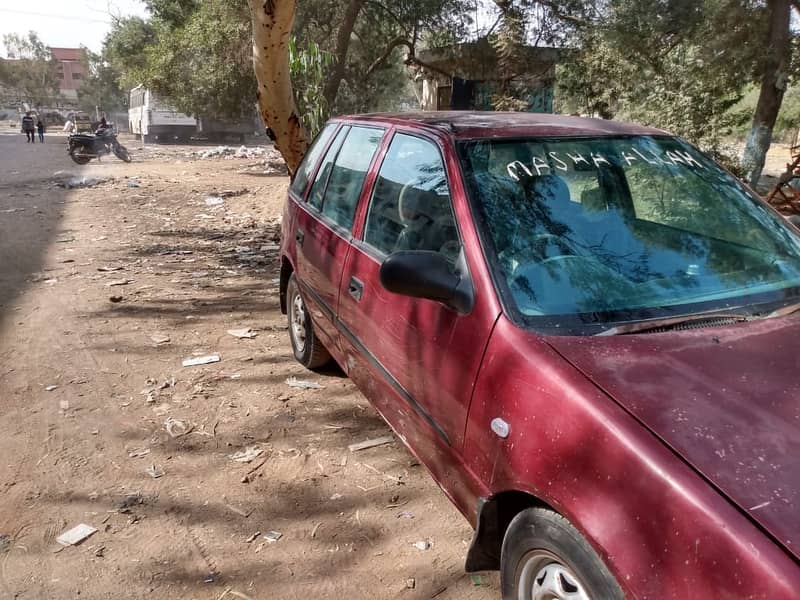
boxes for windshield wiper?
[765,300,800,319]
[598,300,800,336]
[596,312,751,336]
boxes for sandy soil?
[0,130,499,600]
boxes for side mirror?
[379,250,473,314]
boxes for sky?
[0,0,149,55]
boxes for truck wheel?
[501,508,624,600]
[286,274,331,370]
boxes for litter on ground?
[285,376,323,389]
[229,446,263,463]
[263,531,282,543]
[348,436,394,453]
[182,354,221,367]
[227,328,257,339]
[56,524,97,546]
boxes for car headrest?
[530,174,571,205]
[399,187,438,222]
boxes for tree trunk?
[322,0,365,106]
[742,0,792,187]
[248,0,308,176]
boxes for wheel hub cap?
[518,552,590,600]
[290,293,306,352]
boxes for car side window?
[321,126,384,230]
[290,123,337,198]
[363,134,460,262]
[308,126,350,211]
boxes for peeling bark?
[248,0,308,176]
[742,0,792,186]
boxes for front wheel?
[501,508,624,600]
[286,274,331,369]
[113,143,132,162]
[69,146,91,165]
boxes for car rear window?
[290,123,337,199]
[307,126,350,210]
[320,126,385,230]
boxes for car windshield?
[458,135,800,331]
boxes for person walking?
[36,118,45,143]
[21,112,35,143]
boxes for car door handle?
[348,277,364,302]
[295,229,304,247]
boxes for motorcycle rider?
[95,116,112,137]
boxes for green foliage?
[142,0,255,119]
[556,0,768,152]
[289,38,334,136]
[104,2,254,120]
[491,5,528,111]
[143,0,200,28]
[100,0,476,125]
[76,50,128,114]
[727,84,800,143]
[103,17,157,90]
[0,32,60,107]
[294,0,475,114]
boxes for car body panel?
[292,202,351,351]
[546,315,800,562]
[465,317,800,598]
[336,124,503,449]
[280,111,800,599]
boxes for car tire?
[501,508,624,600]
[286,274,331,369]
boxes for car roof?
[336,111,668,139]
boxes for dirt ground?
[0,129,500,600]
[1,124,794,600]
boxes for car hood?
[546,314,800,560]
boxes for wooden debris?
[348,436,393,453]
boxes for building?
[415,39,560,113]
[51,48,88,102]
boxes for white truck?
[128,85,196,143]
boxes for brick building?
[51,48,87,102]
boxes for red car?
[279,112,800,599]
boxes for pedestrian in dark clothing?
[21,112,35,143]
[37,119,45,143]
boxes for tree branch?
[405,53,453,79]
[529,0,591,27]
[365,37,414,77]
[323,0,366,106]
[365,0,407,33]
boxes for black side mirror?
[379,250,474,314]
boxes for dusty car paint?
[547,314,800,561]
[280,112,800,598]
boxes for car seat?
[394,185,457,256]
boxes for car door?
[293,124,386,353]
[337,131,498,454]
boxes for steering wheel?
[525,233,576,261]
[397,181,418,226]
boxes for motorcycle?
[68,128,132,164]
